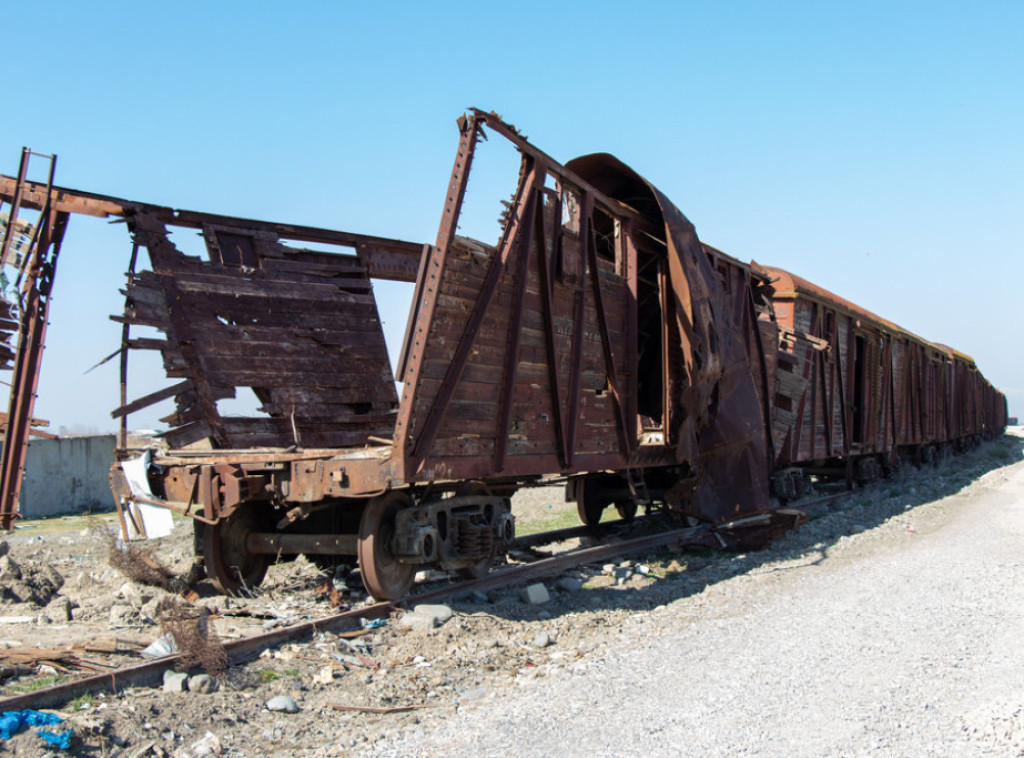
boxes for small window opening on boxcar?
[716,263,729,292]
[592,206,618,267]
[207,229,261,269]
[561,188,580,235]
[556,182,582,282]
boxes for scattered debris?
[188,673,218,694]
[532,632,552,648]
[0,552,63,605]
[162,670,188,693]
[157,597,226,674]
[555,577,584,592]
[314,579,346,608]
[140,633,179,659]
[107,537,175,590]
[0,708,72,750]
[190,731,223,757]
[0,645,112,675]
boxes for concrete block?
[163,671,188,693]
[520,583,550,604]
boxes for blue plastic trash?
[0,709,71,750]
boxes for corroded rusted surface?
[757,264,1006,475]
[0,149,67,530]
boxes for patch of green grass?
[515,505,624,537]
[255,669,281,682]
[67,693,96,711]
[283,668,300,678]
[516,509,581,536]
[5,675,67,694]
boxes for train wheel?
[358,492,416,601]
[615,500,639,522]
[204,507,271,596]
[576,477,607,528]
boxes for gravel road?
[375,432,1024,757]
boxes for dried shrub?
[107,538,175,590]
[158,597,227,675]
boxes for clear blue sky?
[2,0,1021,432]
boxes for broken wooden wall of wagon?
[3,169,424,456]
[113,210,415,450]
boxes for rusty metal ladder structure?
[0,148,67,530]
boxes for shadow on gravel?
[455,432,1024,623]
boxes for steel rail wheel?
[615,500,639,522]
[576,476,607,528]
[577,474,638,526]
[358,491,417,601]
[204,507,272,596]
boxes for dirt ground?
[0,431,1021,756]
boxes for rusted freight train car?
[757,266,1005,498]
[94,109,1004,600]
[106,110,779,598]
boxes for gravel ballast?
[375,432,1024,757]
[0,432,1021,755]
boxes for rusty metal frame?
[0,149,68,530]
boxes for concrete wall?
[19,434,116,518]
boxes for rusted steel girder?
[0,149,68,530]
[0,175,425,282]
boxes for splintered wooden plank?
[112,380,193,419]
[181,307,385,333]
[200,365,394,391]
[168,272,377,304]
[260,384,397,406]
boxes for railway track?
[0,490,850,712]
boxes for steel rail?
[0,489,846,712]
[0,521,714,711]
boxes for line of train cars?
[108,109,1006,599]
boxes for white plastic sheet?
[120,449,174,539]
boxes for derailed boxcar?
[101,109,1006,600]
[109,110,778,599]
